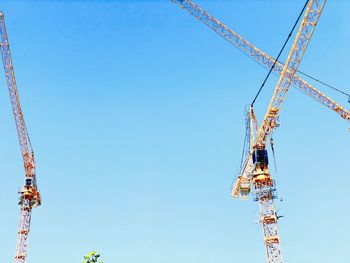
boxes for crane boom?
[171,0,350,122]
[233,0,326,198]
[0,12,41,263]
[257,1,325,146]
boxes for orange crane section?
[0,12,41,263]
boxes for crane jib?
[172,0,350,122]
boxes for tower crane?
[0,12,41,263]
[234,1,326,261]
[171,0,350,122]
[172,1,329,262]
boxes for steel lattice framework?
[253,178,281,263]
[172,0,350,122]
[14,199,32,263]
[0,12,41,263]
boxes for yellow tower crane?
[172,1,332,262]
[233,1,326,261]
[0,12,41,263]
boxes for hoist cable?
[251,0,310,106]
[296,69,350,97]
[270,138,278,174]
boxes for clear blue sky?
[0,1,349,262]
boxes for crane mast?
[0,12,41,263]
[171,0,350,122]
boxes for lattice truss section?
[257,0,326,147]
[0,13,30,160]
[254,178,282,263]
[0,12,36,181]
[14,199,32,263]
[172,0,350,121]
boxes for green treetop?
[82,251,103,263]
